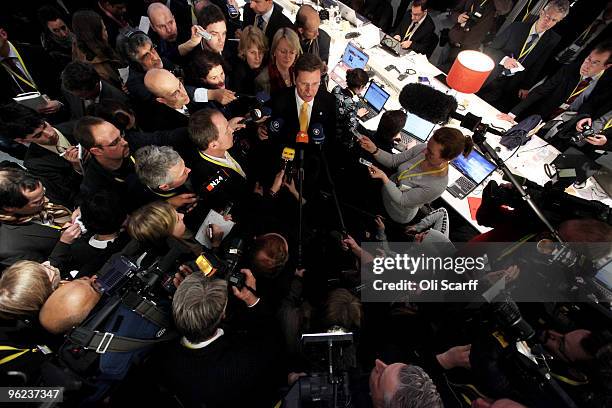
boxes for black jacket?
[23,122,81,208]
[393,13,438,58]
[299,29,331,64]
[62,79,130,120]
[0,222,61,267]
[242,2,294,46]
[510,63,612,121]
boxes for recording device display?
[359,157,373,167]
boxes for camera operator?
[573,110,612,155]
[149,272,286,408]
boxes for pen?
[207,223,213,239]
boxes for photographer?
[574,110,612,154]
[150,272,286,408]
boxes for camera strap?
[121,291,171,328]
[68,326,178,354]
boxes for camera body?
[463,11,483,31]
[571,124,595,145]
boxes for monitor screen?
[403,112,436,142]
[451,149,496,184]
[595,260,612,290]
[364,82,389,112]
[343,43,368,70]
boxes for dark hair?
[80,190,127,235]
[197,4,226,28]
[593,40,612,64]
[345,68,369,91]
[432,127,473,159]
[72,10,118,61]
[294,53,324,76]
[0,167,40,210]
[36,5,67,28]
[61,61,101,93]
[251,233,289,275]
[185,50,226,87]
[86,100,135,131]
[376,110,407,144]
[412,0,429,10]
[295,5,317,29]
[0,103,44,140]
[188,108,221,150]
[117,31,152,65]
[399,83,458,124]
[74,116,108,150]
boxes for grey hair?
[120,32,153,64]
[172,274,228,343]
[545,0,570,17]
[385,365,443,408]
[134,145,182,188]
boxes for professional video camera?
[193,236,249,289]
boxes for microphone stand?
[318,148,347,235]
[297,144,306,269]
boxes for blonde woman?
[233,25,269,95]
[254,27,302,95]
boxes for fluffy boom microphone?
[399,83,458,124]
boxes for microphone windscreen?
[310,123,325,144]
[269,118,284,133]
[399,83,458,124]
[282,147,296,161]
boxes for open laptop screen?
[363,82,390,112]
[595,260,612,290]
[343,43,368,69]
[403,112,436,142]
[451,149,496,184]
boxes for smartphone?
[359,158,373,167]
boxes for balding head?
[39,277,101,334]
[145,68,190,109]
[296,5,320,40]
[148,2,178,41]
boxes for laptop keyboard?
[447,176,476,198]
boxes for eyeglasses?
[97,131,125,148]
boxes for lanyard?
[604,118,612,131]
[404,21,419,41]
[397,158,447,181]
[113,155,136,183]
[0,345,38,365]
[148,186,177,198]
[569,72,602,99]
[1,42,38,90]
[521,0,534,22]
[577,18,602,43]
[470,0,489,14]
[198,150,246,178]
[518,25,538,61]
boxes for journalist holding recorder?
[359,127,473,224]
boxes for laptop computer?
[590,259,612,301]
[357,82,390,122]
[337,1,369,27]
[329,42,369,88]
[447,148,497,199]
[380,34,402,56]
[400,112,437,144]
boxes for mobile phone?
[359,158,373,167]
[227,4,240,18]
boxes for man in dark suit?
[0,167,76,267]
[0,18,63,114]
[242,0,294,46]
[295,5,331,65]
[147,2,201,65]
[478,0,569,112]
[498,41,612,122]
[393,0,438,58]
[0,103,82,208]
[61,61,130,120]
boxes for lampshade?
[446,50,494,94]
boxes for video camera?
[192,236,249,290]
[570,124,595,145]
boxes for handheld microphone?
[204,168,230,193]
[296,131,309,144]
[269,118,284,135]
[281,147,296,183]
[238,108,263,124]
[310,123,325,146]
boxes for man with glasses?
[0,166,78,267]
[0,103,83,208]
[498,41,612,123]
[479,0,569,112]
[392,0,437,59]
[61,61,130,120]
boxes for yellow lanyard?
[403,21,419,41]
[604,118,612,131]
[518,25,539,61]
[0,345,38,365]
[1,42,38,90]
[577,19,602,43]
[568,72,601,99]
[521,0,533,22]
[471,0,489,14]
[198,150,246,178]
[113,155,136,183]
[148,186,177,198]
[397,158,447,181]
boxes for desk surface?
[261,0,612,233]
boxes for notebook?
[357,81,390,122]
[400,111,437,143]
[447,149,497,199]
[329,42,369,88]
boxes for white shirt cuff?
[247,297,261,308]
[193,87,209,103]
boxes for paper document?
[139,16,151,33]
[195,209,235,248]
[500,56,525,74]
[13,92,50,110]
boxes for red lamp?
[446,50,494,94]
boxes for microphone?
[450,111,505,136]
[281,147,296,182]
[296,131,309,144]
[203,168,230,193]
[239,108,264,125]
[310,123,325,147]
[269,118,284,135]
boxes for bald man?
[144,68,192,130]
[295,5,330,64]
[39,276,101,334]
[147,2,204,63]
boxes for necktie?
[257,15,265,30]
[518,33,539,63]
[299,102,309,132]
[550,77,592,118]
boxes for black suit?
[23,122,81,208]
[479,23,561,111]
[140,102,190,132]
[510,63,612,121]
[393,13,438,58]
[242,3,294,45]
[0,42,62,103]
[299,29,331,65]
[62,79,130,120]
[0,222,61,267]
